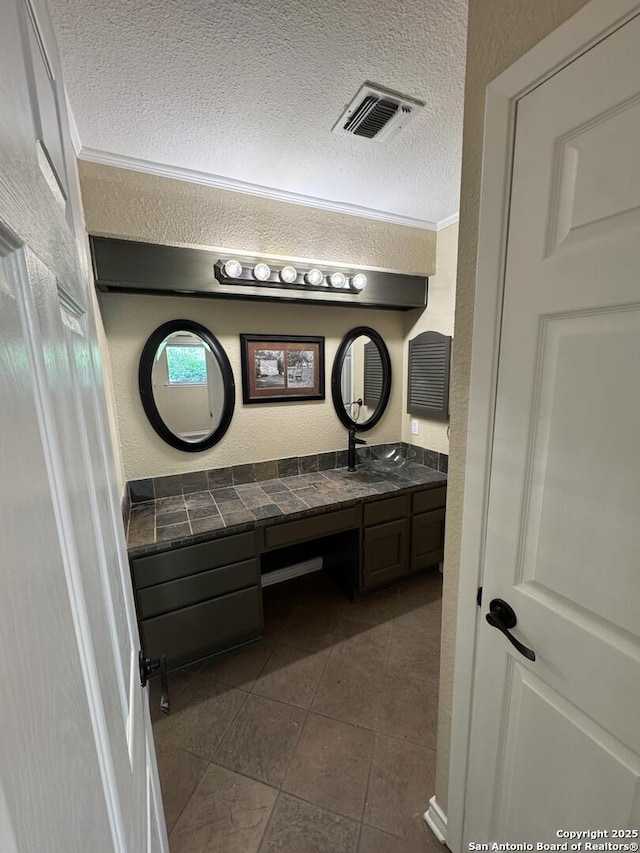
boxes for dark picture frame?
[240,334,325,404]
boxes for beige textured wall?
[99,293,406,480]
[80,162,436,482]
[79,162,436,275]
[401,221,458,454]
[435,0,591,817]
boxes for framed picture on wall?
[240,334,325,404]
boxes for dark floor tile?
[233,463,256,485]
[207,466,233,489]
[377,673,439,748]
[204,639,274,690]
[254,460,279,482]
[261,598,295,642]
[396,569,442,606]
[215,694,305,786]
[156,521,191,542]
[392,599,442,641]
[252,644,328,709]
[283,713,374,819]
[129,478,154,502]
[155,508,188,526]
[155,743,208,833]
[259,793,359,853]
[343,589,398,626]
[252,504,284,521]
[181,471,209,494]
[387,627,440,684]
[299,454,318,473]
[311,657,385,730]
[284,604,344,653]
[154,475,183,498]
[331,620,391,671]
[364,735,436,843]
[358,824,445,853]
[278,457,299,477]
[169,763,277,853]
[152,674,246,762]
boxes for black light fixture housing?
[214,259,366,293]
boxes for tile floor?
[151,569,446,853]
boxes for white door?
[0,1,166,851]
[464,13,640,842]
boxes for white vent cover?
[332,83,424,143]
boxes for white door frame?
[446,1,640,850]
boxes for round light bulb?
[352,273,367,291]
[305,268,324,286]
[329,271,347,289]
[280,265,298,284]
[253,262,271,281]
[223,259,243,278]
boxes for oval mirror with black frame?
[331,326,392,431]
[139,319,235,452]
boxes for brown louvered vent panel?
[364,341,384,408]
[407,331,451,420]
[344,96,400,139]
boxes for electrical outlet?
[411,418,419,435]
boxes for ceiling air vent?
[333,83,424,143]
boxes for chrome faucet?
[347,427,366,472]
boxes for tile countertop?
[126,463,447,558]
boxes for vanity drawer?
[264,506,359,549]
[141,586,262,668]
[363,495,409,527]
[136,558,259,619]
[131,530,256,589]
[412,486,447,515]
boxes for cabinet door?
[410,508,445,572]
[362,519,409,591]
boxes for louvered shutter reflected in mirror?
[364,341,384,409]
[407,331,451,420]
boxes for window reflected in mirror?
[140,321,235,452]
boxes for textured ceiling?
[49,0,467,225]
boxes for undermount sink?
[356,444,416,474]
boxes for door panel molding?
[447,2,640,850]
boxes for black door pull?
[139,651,170,714]
[486,599,536,662]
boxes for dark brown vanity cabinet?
[362,496,410,591]
[131,531,262,669]
[361,487,447,592]
[411,487,447,571]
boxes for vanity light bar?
[214,259,367,292]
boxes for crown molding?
[436,212,459,230]
[77,147,447,232]
[64,89,82,156]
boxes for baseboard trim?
[424,795,448,843]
